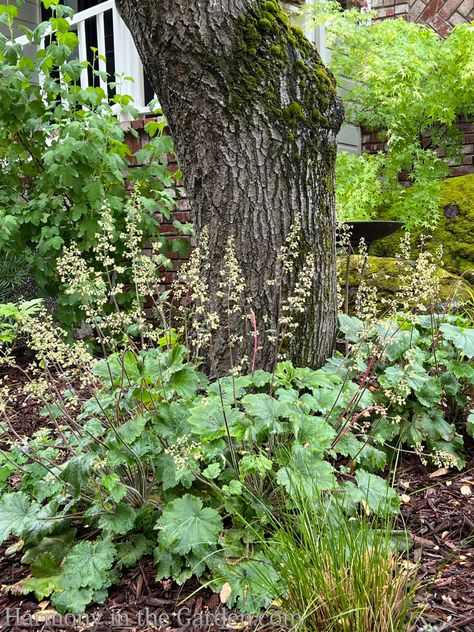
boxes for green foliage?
[312,2,474,227]
[0,0,180,326]
[156,495,222,556]
[1,300,472,612]
[0,254,33,303]
[0,337,402,614]
[336,152,383,221]
[337,313,474,468]
[0,298,42,344]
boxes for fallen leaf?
[32,611,59,623]
[220,582,232,604]
[429,467,449,478]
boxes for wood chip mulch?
[399,449,474,632]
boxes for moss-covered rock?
[372,175,474,284]
[338,255,472,312]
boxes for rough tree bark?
[116,0,343,373]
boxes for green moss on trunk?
[201,0,337,150]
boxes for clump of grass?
[255,487,419,632]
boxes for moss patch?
[338,255,472,313]
[372,175,474,285]
[201,0,337,149]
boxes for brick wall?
[371,0,473,36]
[362,121,474,177]
[125,118,192,296]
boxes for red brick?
[377,6,395,16]
[167,162,180,174]
[173,211,191,222]
[429,14,453,36]
[160,224,177,235]
[419,0,443,22]
[439,0,463,18]
[177,199,191,212]
[457,0,473,17]
[130,119,145,131]
[161,272,177,285]
[409,0,428,19]
[449,11,469,24]
[451,165,474,176]
[395,3,409,13]
[163,251,179,260]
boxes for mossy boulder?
[338,256,472,312]
[372,174,474,285]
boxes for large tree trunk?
[116,0,343,374]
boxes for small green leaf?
[0,492,41,544]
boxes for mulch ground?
[0,358,473,631]
[398,451,474,632]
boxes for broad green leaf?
[338,314,365,342]
[98,504,137,535]
[239,454,273,480]
[21,552,62,600]
[53,588,94,615]
[116,535,153,569]
[155,494,222,556]
[189,398,241,440]
[61,538,116,591]
[355,470,400,514]
[0,492,41,544]
[440,324,474,359]
[116,416,147,443]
